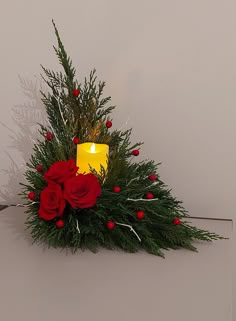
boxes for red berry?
[148,174,156,181]
[113,186,121,193]
[132,149,139,156]
[28,192,36,200]
[45,132,53,141]
[173,218,181,225]
[56,219,65,228]
[136,211,145,219]
[106,121,112,128]
[145,192,154,199]
[107,221,115,230]
[73,137,80,144]
[36,165,43,172]
[72,89,80,97]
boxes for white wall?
[0,0,236,219]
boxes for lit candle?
[76,142,109,174]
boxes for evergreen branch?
[52,19,76,85]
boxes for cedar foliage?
[21,21,222,256]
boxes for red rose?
[44,159,78,184]
[39,184,65,221]
[64,174,101,209]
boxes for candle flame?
[90,143,96,153]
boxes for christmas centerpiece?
[21,21,222,257]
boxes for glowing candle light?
[90,143,96,153]
[76,142,109,174]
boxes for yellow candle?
[76,142,109,174]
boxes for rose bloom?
[64,174,101,209]
[39,184,65,220]
[44,159,78,184]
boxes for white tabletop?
[0,206,232,321]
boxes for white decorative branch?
[16,202,39,207]
[47,120,60,143]
[127,198,159,202]
[76,219,80,234]
[127,178,158,187]
[149,181,158,187]
[57,99,67,126]
[56,79,67,126]
[115,222,141,242]
[32,139,44,155]
[126,177,140,186]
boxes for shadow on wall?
[0,76,47,205]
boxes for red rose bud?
[132,149,139,156]
[148,174,156,181]
[136,211,145,220]
[145,192,154,199]
[106,121,112,128]
[107,221,115,230]
[113,186,121,193]
[45,132,53,141]
[173,218,181,225]
[56,219,65,228]
[28,192,36,200]
[73,137,80,145]
[36,165,43,172]
[72,89,80,97]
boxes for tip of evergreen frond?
[52,19,57,33]
[51,19,64,51]
[52,20,60,44]
[50,20,76,82]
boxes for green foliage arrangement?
[21,21,222,257]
